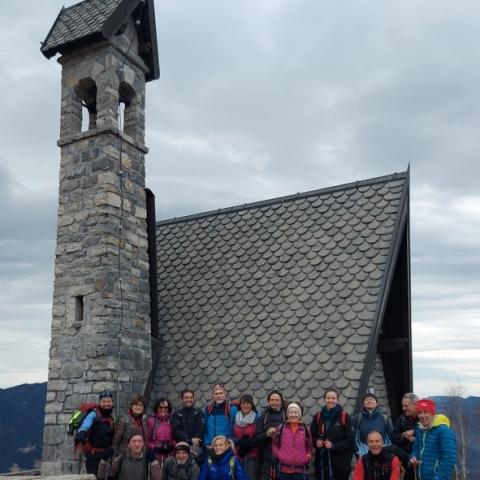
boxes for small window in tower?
[77,78,97,133]
[75,295,84,324]
[119,82,136,135]
[118,101,126,132]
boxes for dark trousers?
[86,455,101,478]
[258,458,272,480]
[278,473,306,480]
[314,451,351,480]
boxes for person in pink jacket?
[272,402,313,480]
[147,397,175,465]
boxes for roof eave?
[40,6,65,58]
[355,167,411,412]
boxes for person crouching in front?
[98,433,161,480]
[198,435,248,480]
[353,431,401,480]
[163,442,200,480]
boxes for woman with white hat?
[272,402,313,480]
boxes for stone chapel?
[40,0,412,475]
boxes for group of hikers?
[73,383,457,480]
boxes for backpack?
[355,412,390,431]
[67,402,98,436]
[206,401,235,419]
[314,409,348,435]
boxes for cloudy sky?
[0,0,479,398]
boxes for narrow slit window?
[75,295,84,323]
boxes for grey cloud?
[1,0,480,392]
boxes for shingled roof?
[41,0,159,81]
[152,171,411,417]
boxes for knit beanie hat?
[212,383,226,394]
[416,398,436,416]
[175,442,190,453]
[127,432,144,444]
[287,402,302,417]
[99,390,113,400]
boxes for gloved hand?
[145,449,157,463]
[102,447,115,461]
[74,430,87,444]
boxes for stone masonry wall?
[42,19,152,475]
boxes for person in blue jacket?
[410,398,456,480]
[198,435,248,480]
[204,383,238,448]
[355,392,393,457]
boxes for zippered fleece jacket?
[410,418,456,480]
[272,423,313,470]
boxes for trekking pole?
[326,450,333,480]
[77,452,83,475]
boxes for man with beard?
[162,442,200,480]
[203,383,238,448]
[98,433,161,480]
[172,389,206,459]
[75,391,115,476]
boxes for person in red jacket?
[353,431,400,480]
[273,402,313,480]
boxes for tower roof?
[152,171,411,416]
[41,0,159,82]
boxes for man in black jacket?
[391,392,418,480]
[172,389,206,460]
[255,390,287,480]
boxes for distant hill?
[0,382,46,473]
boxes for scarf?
[321,404,341,421]
[235,410,256,427]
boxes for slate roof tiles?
[41,0,122,54]
[152,173,407,416]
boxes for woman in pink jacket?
[272,402,313,480]
[147,397,175,465]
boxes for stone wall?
[42,18,152,475]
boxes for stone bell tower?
[40,0,159,474]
